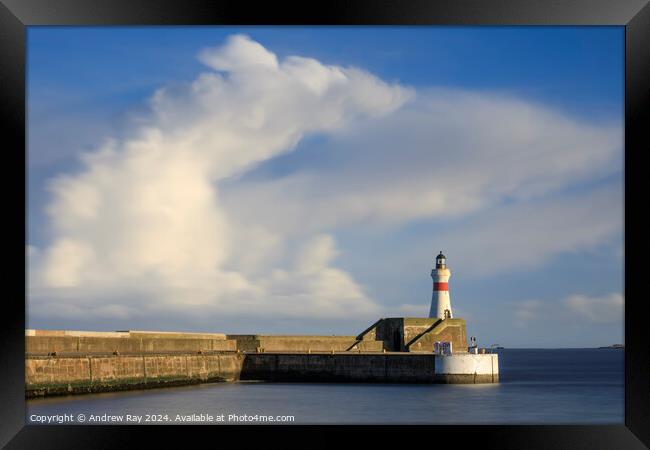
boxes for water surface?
[26,348,624,424]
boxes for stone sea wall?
[25,319,494,397]
[226,335,384,353]
[26,330,236,354]
[241,353,437,383]
[26,353,244,397]
[26,351,498,397]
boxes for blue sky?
[27,27,624,347]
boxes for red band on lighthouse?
[434,282,448,291]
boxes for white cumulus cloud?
[30,34,410,321]
[28,34,623,330]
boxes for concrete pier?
[25,351,501,397]
[25,321,499,397]
[25,352,244,398]
[241,352,437,383]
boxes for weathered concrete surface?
[434,353,499,383]
[139,338,235,352]
[25,351,499,397]
[25,353,244,397]
[27,329,227,340]
[226,317,466,353]
[25,320,494,397]
[26,335,236,354]
[227,335,384,352]
[371,318,468,352]
[240,353,437,383]
[26,330,129,338]
[26,318,465,355]
[404,318,467,353]
[125,330,227,340]
[434,374,497,383]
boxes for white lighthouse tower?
[429,251,453,319]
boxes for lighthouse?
[429,251,453,319]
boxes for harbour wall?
[241,353,498,384]
[26,352,499,397]
[226,335,383,353]
[226,317,467,354]
[26,352,244,398]
[240,353,436,383]
[26,330,236,354]
[26,317,467,356]
[371,318,468,352]
[25,321,495,397]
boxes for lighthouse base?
[365,317,468,352]
[434,353,499,384]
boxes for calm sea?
[26,349,624,425]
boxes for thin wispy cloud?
[565,293,624,323]
[513,299,545,327]
[513,293,623,328]
[224,88,621,231]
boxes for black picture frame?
[2,0,648,448]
